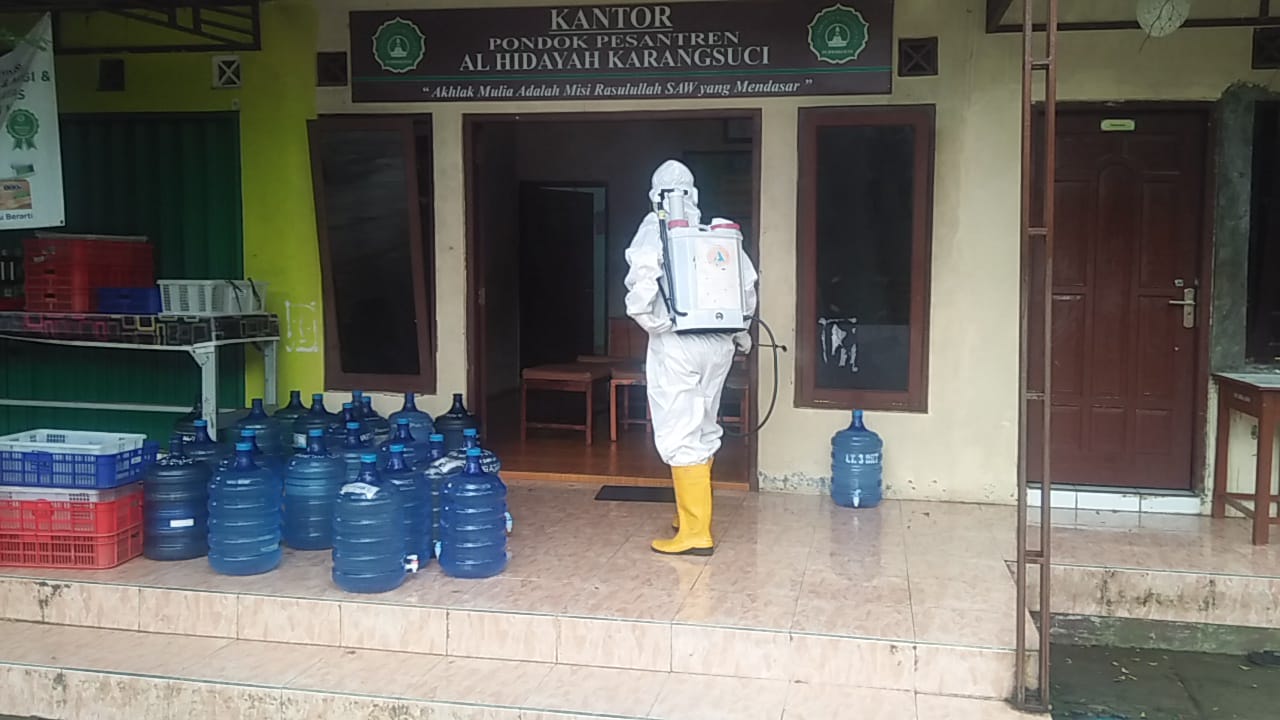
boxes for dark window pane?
[316,128,421,376]
[813,123,916,393]
[1247,102,1280,363]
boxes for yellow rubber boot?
[653,462,714,556]
[673,457,712,529]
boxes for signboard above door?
[348,1,894,103]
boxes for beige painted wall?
[316,0,1273,504]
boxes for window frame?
[794,104,936,413]
[308,114,437,393]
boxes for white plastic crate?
[0,430,147,456]
[157,279,268,316]
[0,482,141,503]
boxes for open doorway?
[466,112,761,490]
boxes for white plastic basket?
[0,430,147,456]
[157,279,268,316]
[0,482,141,503]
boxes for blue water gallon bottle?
[831,410,884,509]
[235,398,286,456]
[361,396,392,444]
[208,441,283,576]
[383,444,430,562]
[332,453,411,593]
[421,433,451,557]
[230,428,286,483]
[283,429,346,550]
[447,428,502,473]
[389,392,435,442]
[293,393,338,452]
[273,390,308,425]
[143,436,211,561]
[434,393,479,452]
[331,402,372,445]
[184,419,230,468]
[379,418,425,467]
[172,395,204,443]
[439,447,511,579]
[338,421,374,481]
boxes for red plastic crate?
[22,236,154,300]
[0,524,143,569]
[0,484,143,534]
[22,283,92,312]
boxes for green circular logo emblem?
[6,108,39,150]
[809,4,870,65]
[373,17,426,74]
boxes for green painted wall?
[38,1,321,407]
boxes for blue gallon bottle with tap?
[383,444,430,563]
[283,429,346,550]
[184,419,230,469]
[293,393,338,452]
[208,441,283,576]
[379,418,425,467]
[434,393,479,452]
[273,390,308,426]
[143,436,211,561]
[332,454,412,593]
[421,433,452,557]
[389,392,434,443]
[438,447,511,579]
[831,410,884,509]
[234,398,286,456]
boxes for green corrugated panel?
[0,112,245,442]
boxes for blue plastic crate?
[0,430,158,489]
[94,287,162,314]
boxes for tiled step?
[0,572,1033,701]
[0,621,1043,720]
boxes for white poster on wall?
[0,14,63,230]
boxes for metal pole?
[1015,0,1057,712]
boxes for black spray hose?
[725,317,786,437]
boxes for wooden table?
[520,363,610,445]
[1212,372,1280,545]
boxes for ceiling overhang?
[0,1,260,54]
[987,0,1280,33]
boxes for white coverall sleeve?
[733,249,759,352]
[624,213,674,335]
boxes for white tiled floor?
[3,480,1277,718]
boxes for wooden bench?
[520,363,611,445]
[609,363,650,441]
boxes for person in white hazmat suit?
[624,159,758,556]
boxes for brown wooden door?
[1029,110,1207,490]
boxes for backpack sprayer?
[654,188,787,435]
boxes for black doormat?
[594,485,675,503]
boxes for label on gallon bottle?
[293,433,307,449]
[843,451,882,466]
[169,518,196,528]
[340,482,379,500]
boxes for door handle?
[1168,288,1195,329]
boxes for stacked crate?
[0,430,157,569]
[23,233,155,313]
